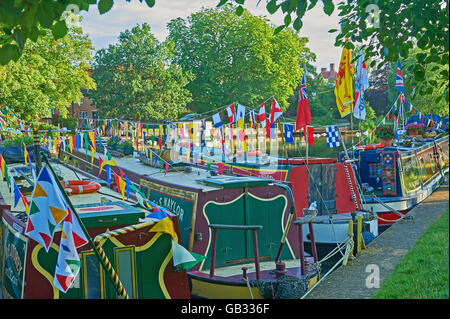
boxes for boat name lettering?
[157,197,185,221]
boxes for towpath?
[304,184,449,299]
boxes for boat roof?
[87,150,274,192]
[0,160,150,219]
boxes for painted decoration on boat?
[381,152,397,196]
[1,219,28,299]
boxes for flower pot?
[380,138,393,147]
[408,129,418,136]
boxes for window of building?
[79,111,88,119]
[92,110,98,119]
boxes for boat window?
[81,250,105,299]
[114,246,136,299]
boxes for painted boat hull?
[188,266,319,299]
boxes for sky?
[79,0,342,73]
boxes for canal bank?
[303,184,449,299]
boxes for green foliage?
[167,5,315,113]
[0,26,96,122]
[36,122,60,138]
[55,115,78,131]
[335,0,449,104]
[0,135,33,148]
[89,23,193,121]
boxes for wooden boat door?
[307,163,337,215]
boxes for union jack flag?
[299,73,308,101]
[396,59,404,93]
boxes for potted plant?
[375,124,395,146]
[118,139,134,155]
[107,136,120,150]
[404,122,424,136]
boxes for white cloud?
[80,0,342,71]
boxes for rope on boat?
[243,276,255,299]
[93,241,129,299]
[300,236,354,299]
[92,221,158,300]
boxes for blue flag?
[284,123,294,144]
[13,180,21,207]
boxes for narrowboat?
[339,133,449,230]
[58,149,304,271]
[0,158,191,299]
[59,138,377,269]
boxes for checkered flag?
[326,125,340,148]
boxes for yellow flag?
[118,176,126,200]
[88,131,96,150]
[334,44,354,117]
[150,217,176,239]
[69,136,73,153]
[23,143,28,165]
[90,146,95,167]
[99,159,117,176]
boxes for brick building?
[69,89,98,120]
[319,63,337,84]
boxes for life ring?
[60,180,101,195]
[356,143,385,151]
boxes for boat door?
[307,163,337,215]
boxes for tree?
[167,5,315,114]
[333,0,449,104]
[2,0,447,105]
[89,23,193,121]
[0,26,96,122]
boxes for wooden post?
[343,220,354,266]
[252,229,261,280]
[357,215,362,254]
[308,221,319,262]
[298,224,305,276]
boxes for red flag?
[98,157,103,177]
[164,163,169,176]
[158,138,162,149]
[304,126,314,146]
[112,170,120,191]
[265,119,271,138]
[296,74,311,130]
[217,162,224,175]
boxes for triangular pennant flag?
[171,240,196,266]
[150,217,176,240]
[25,165,68,252]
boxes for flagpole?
[41,153,129,299]
[278,119,290,165]
[305,127,309,165]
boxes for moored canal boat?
[340,134,449,230]
[0,158,192,299]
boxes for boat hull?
[188,267,319,299]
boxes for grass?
[372,209,449,299]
